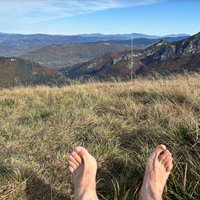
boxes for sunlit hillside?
[0,74,200,200]
[0,57,70,89]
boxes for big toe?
[75,146,91,160]
[151,144,167,159]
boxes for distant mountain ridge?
[65,32,200,80]
[83,36,190,49]
[0,32,191,47]
[0,36,190,58]
[1,32,190,38]
[0,32,190,61]
[112,33,190,39]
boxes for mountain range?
[0,32,190,71]
[0,32,190,47]
[0,31,199,88]
[17,36,189,71]
[0,35,189,62]
[83,36,189,49]
[65,32,200,80]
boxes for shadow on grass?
[25,176,71,200]
[0,163,71,200]
[96,155,143,200]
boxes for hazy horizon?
[0,31,192,37]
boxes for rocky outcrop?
[113,57,122,65]
[140,34,200,61]
[86,63,97,69]
[156,39,168,46]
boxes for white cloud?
[0,0,167,25]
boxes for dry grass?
[0,73,200,199]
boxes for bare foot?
[139,144,173,200]
[68,146,98,200]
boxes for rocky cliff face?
[135,32,200,75]
[132,32,200,61]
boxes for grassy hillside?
[0,74,200,200]
[0,57,70,88]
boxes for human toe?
[69,154,80,167]
[75,146,90,160]
[68,165,75,173]
[158,150,169,162]
[164,156,173,169]
[71,151,82,164]
[166,163,173,172]
[151,144,167,159]
[162,151,172,164]
[68,159,77,171]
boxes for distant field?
[0,74,200,199]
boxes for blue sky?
[0,0,199,36]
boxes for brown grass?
[0,73,200,199]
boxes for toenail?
[76,147,81,152]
